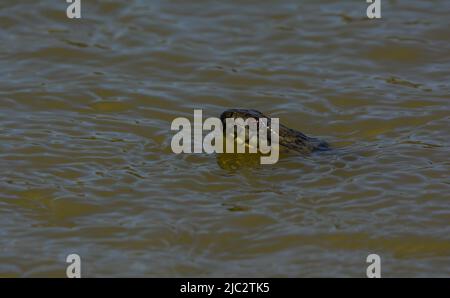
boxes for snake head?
[219,109,329,154]
[219,109,273,146]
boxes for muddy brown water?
[0,0,449,277]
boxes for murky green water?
[0,0,449,277]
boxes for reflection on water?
[0,0,449,277]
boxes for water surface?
[0,0,449,277]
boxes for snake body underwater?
[219,109,329,154]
